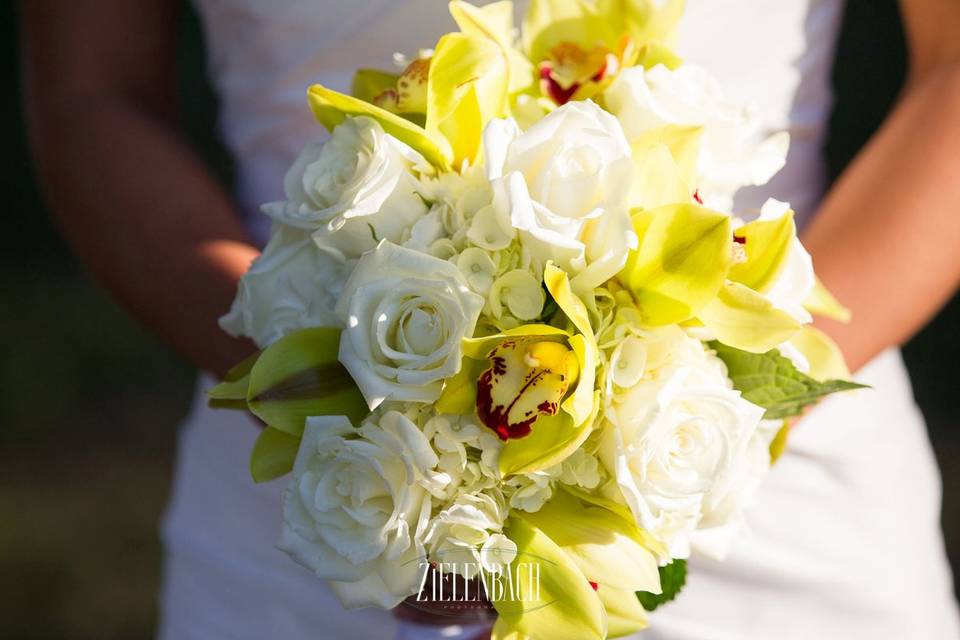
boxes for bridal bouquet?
[211,1,861,637]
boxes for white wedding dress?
[158,1,960,639]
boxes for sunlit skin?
[17,0,960,635]
[20,1,258,379]
[801,0,960,372]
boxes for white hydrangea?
[422,414,502,501]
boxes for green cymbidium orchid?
[787,325,851,381]
[697,280,802,353]
[427,30,510,167]
[370,58,429,116]
[804,275,852,322]
[309,2,516,171]
[449,1,536,96]
[518,489,660,594]
[350,68,401,106]
[596,0,687,49]
[728,209,797,292]
[490,489,661,639]
[489,516,607,640]
[628,124,702,191]
[308,84,450,170]
[521,0,685,106]
[437,265,600,476]
[617,201,806,353]
[619,203,733,326]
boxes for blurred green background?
[2,1,958,639]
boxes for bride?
[20,1,960,638]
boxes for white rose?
[219,226,347,347]
[605,64,789,211]
[602,363,765,560]
[336,240,484,410]
[690,418,780,559]
[262,116,428,258]
[479,102,635,286]
[279,412,443,609]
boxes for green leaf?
[350,68,399,103]
[246,327,368,435]
[249,427,301,483]
[306,84,450,170]
[728,211,796,292]
[491,516,606,640]
[709,340,868,420]
[207,350,259,402]
[697,281,801,353]
[620,203,732,325]
[636,559,686,612]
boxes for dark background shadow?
[2,1,957,638]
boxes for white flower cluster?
[221,57,808,609]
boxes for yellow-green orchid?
[427,29,510,166]
[369,58,429,117]
[490,516,606,640]
[787,325,851,381]
[803,275,852,322]
[309,2,515,170]
[616,199,810,352]
[619,202,733,326]
[626,125,702,210]
[490,489,661,639]
[449,1,537,96]
[437,265,600,476]
[521,0,685,106]
[728,208,797,292]
[693,206,812,353]
[697,280,802,353]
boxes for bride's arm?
[802,0,960,372]
[20,0,258,377]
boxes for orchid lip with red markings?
[539,64,579,106]
[474,338,575,441]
